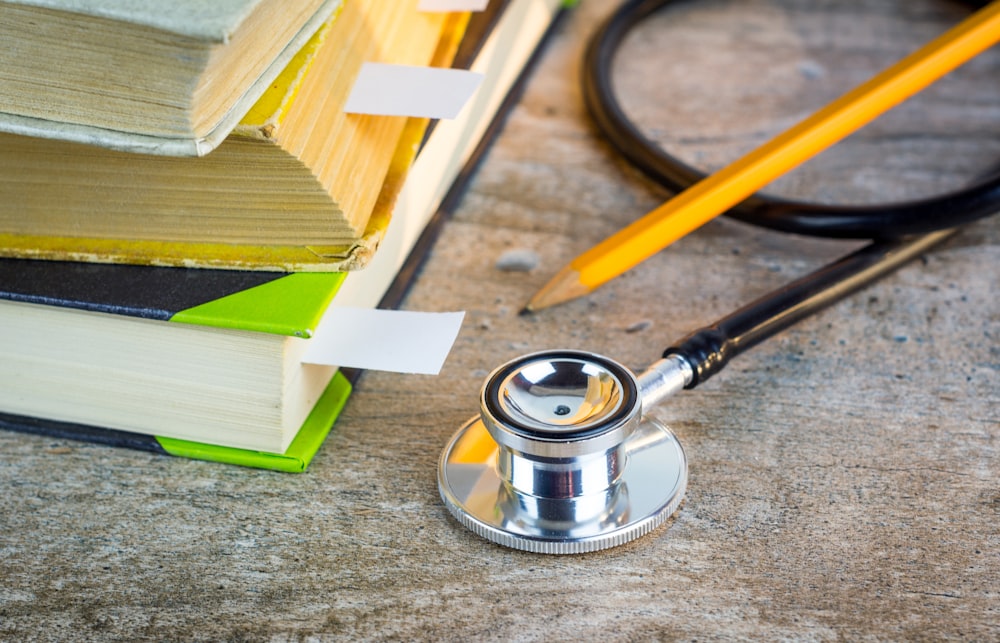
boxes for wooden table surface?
[2,1,998,640]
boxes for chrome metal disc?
[438,413,687,554]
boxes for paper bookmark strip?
[344,62,484,119]
[303,307,465,375]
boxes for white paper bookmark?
[303,307,465,375]
[344,63,484,119]
[418,0,490,11]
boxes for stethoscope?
[438,0,1000,554]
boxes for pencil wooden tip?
[523,266,591,312]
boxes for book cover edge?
[169,271,346,337]
[0,370,352,473]
[155,371,352,472]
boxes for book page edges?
[0,10,463,271]
[155,370,351,472]
[233,6,339,140]
[0,82,432,272]
[0,0,343,156]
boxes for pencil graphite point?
[523,265,590,313]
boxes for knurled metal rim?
[440,475,687,555]
[437,416,688,554]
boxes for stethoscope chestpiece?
[438,350,687,554]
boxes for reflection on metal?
[438,350,687,554]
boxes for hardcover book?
[0,0,572,471]
[0,0,343,156]
[0,0,459,271]
[0,261,348,472]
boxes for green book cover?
[0,258,349,472]
[155,371,351,473]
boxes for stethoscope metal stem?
[636,354,694,409]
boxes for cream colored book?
[0,259,349,469]
[0,0,342,156]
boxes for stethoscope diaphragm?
[437,350,688,554]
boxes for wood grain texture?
[1,0,997,639]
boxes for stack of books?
[0,0,570,471]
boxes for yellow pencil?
[524,1,1000,312]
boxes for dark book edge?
[0,411,169,455]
